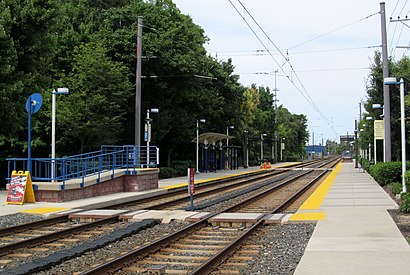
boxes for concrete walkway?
[294,162,410,275]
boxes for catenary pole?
[380,2,391,162]
[135,16,142,148]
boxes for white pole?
[374,138,377,164]
[146,110,150,168]
[51,91,56,181]
[400,79,407,193]
[196,120,199,173]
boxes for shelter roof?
[192,132,234,144]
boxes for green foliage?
[359,158,371,172]
[158,161,191,179]
[0,0,310,184]
[399,193,410,213]
[56,40,132,154]
[158,167,178,179]
[369,161,402,186]
[285,155,301,162]
[391,182,403,195]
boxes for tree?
[365,52,410,161]
[56,40,132,154]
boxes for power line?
[229,0,335,133]
[288,11,380,50]
[216,46,380,57]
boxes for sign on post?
[6,171,36,205]
[187,167,195,195]
[187,167,195,211]
[374,120,384,140]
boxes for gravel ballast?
[0,214,315,275]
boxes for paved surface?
[293,162,410,275]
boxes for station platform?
[0,165,267,217]
[293,162,410,275]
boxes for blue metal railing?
[6,145,159,186]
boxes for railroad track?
[0,215,126,271]
[79,158,340,274]
[0,158,339,274]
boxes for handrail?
[6,145,159,186]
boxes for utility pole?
[135,16,143,148]
[273,70,278,163]
[380,2,391,162]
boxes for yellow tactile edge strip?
[20,207,69,215]
[290,162,343,221]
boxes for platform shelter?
[193,132,240,172]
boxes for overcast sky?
[172,0,409,144]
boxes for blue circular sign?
[25,93,43,114]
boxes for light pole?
[243,130,249,168]
[226,125,234,169]
[51,88,69,181]
[145,108,159,168]
[384,77,407,193]
[226,125,234,146]
[280,138,285,161]
[260,133,267,162]
[366,116,376,163]
[196,119,206,173]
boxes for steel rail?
[79,215,215,275]
[190,217,267,275]
[273,158,340,212]
[77,159,340,274]
[221,159,336,213]
[0,214,70,237]
[190,158,340,274]
[0,215,119,257]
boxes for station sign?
[374,120,384,140]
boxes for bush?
[369,161,402,186]
[391,182,403,195]
[171,160,192,177]
[399,193,410,213]
[285,155,301,162]
[158,167,178,179]
[359,158,371,172]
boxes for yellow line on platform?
[290,212,326,221]
[21,207,69,214]
[298,163,343,210]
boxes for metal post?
[146,110,150,168]
[400,79,407,192]
[196,120,199,173]
[374,137,377,164]
[354,120,358,168]
[196,119,205,173]
[260,134,263,162]
[28,96,32,174]
[380,2,391,162]
[51,91,56,180]
[135,16,143,149]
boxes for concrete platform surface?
[0,165,273,217]
[294,162,410,275]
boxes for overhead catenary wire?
[288,11,380,50]
[216,46,381,57]
[229,0,336,133]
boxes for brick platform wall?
[34,172,158,202]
